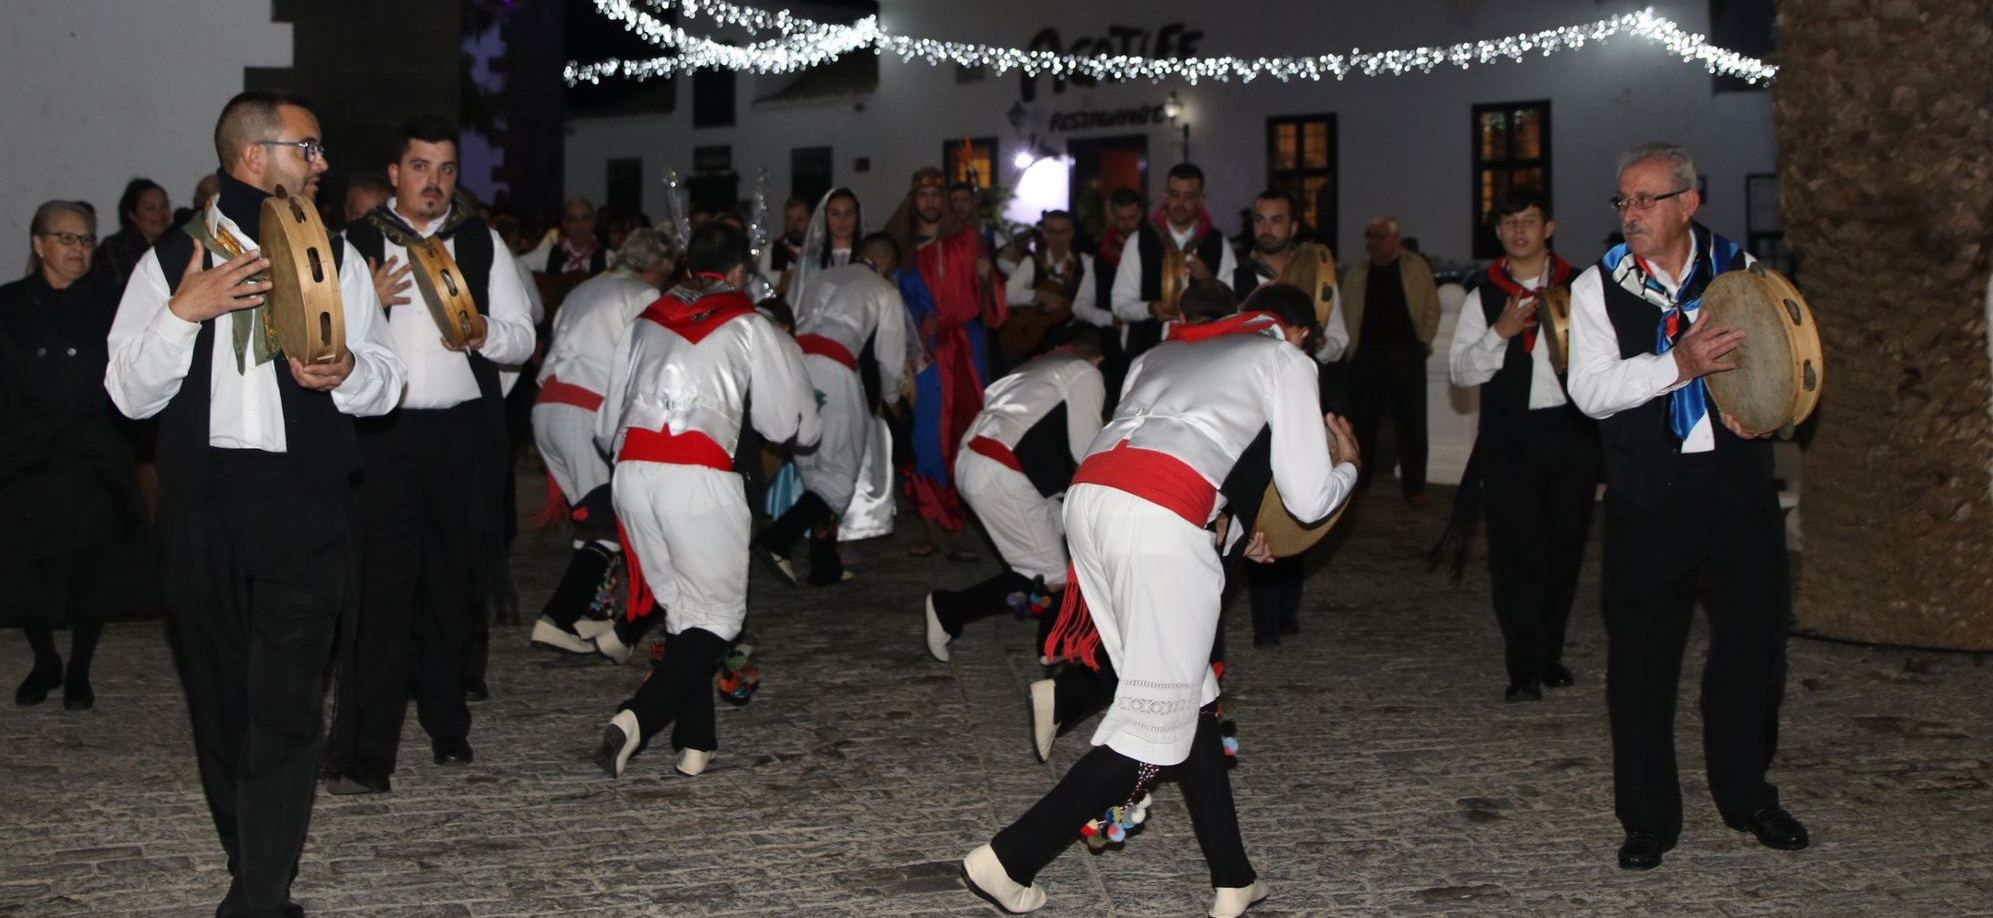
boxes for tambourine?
[406,235,486,348]
[1699,264,1824,436]
[258,185,346,364]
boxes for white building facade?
[564,0,1777,482]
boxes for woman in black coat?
[1,200,144,710]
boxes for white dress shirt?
[1451,274,1567,409]
[962,351,1107,461]
[1568,234,1756,454]
[1005,251,1110,328]
[1109,223,1241,323]
[536,271,659,398]
[105,203,405,451]
[380,199,537,409]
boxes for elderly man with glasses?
[1566,141,1808,872]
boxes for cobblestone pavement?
[3,477,1991,917]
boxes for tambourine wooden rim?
[1538,288,1573,375]
[407,236,485,348]
[1258,425,1354,557]
[1276,242,1339,328]
[1700,263,1824,436]
[259,185,346,365]
[1159,248,1188,313]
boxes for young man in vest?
[1108,163,1238,362]
[326,113,537,793]
[962,279,1358,917]
[529,227,676,662]
[754,232,909,585]
[923,328,1107,662]
[592,222,820,779]
[1567,142,1806,870]
[1448,186,1599,702]
[106,90,406,917]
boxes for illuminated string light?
[564,2,1778,87]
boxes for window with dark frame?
[943,137,998,188]
[1265,114,1338,260]
[1471,100,1551,260]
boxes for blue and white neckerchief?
[1600,227,1741,442]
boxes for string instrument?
[406,236,486,348]
[997,252,1082,358]
[256,185,346,364]
[1698,264,1824,436]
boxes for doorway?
[1066,134,1149,241]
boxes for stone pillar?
[1774,0,1993,648]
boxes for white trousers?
[532,402,610,504]
[839,415,896,541]
[1065,483,1223,766]
[955,449,1067,585]
[612,462,750,642]
[796,355,867,511]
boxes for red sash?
[796,333,858,371]
[616,426,733,472]
[966,435,1022,473]
[536,375,604,411]
[1164,310,1285,345]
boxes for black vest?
[341,210,507,421]
[1009,403,1080,499]
[151,177,357,517]
[1129,221,1229,357]
[1595,227,1769,510]
[544,244,609,275]
[1472,282,1588,440]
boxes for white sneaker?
[925,594,951,662]
[1209,880,1269,917]
[593,710,642,778]
[766,551,798,586]
[594,628,634,665]
[961,844,1045,913]
[530,617,594,654]
[574,618,617,641]
[675,747,711,777]
[1029,679,1058,762]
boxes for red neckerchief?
[1484,254,1573,352]
[1150,206,1214,252]
[1098,225,1130,266]
[1165,310,1286,344]
[562,238,600,274]
[639,288,758,344]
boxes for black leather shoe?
[1725,806,1809,851]
[1542,663,1574,688]
[62,679,94,711]
[1617,833,1673,870]
[1504,677,1543,703]
[464,680,489,703]
[432,737,474,766]
[14,665,61,707]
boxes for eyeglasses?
[37,231,96,247]
[1610,189,1690,213]
[256,139,328,163]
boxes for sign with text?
[1019,22,1204,102]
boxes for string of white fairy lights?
[563,1,1778,87]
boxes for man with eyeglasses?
[105,90,405,917]
[1448,186,1597,703]
[1566,141,1806,871]
[1341,214,1442,507]
[325,113,536,794]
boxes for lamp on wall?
[1164,91,1189,162]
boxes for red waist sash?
[966,435,1022,473]
[796,334,858,371]
[1068,439,1215,526]
[616,426,733,471]
[536,375,604,411]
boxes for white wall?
[0,0,291,265]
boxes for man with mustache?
[1567,142,1807,871]
[1108,163,1237,362]
[326,113,537,793]
[106,90,406,916]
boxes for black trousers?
[1245,556,1304,641]
[163,451,349,918]
[991,712,1254,889]
[329,405,487,777]
[1481,412,1599,682]
[622,627,727,752]
[1602,457,1789,842]
[1349,348,1429,496]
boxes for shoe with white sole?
[574,618,617,641]
[594,628,633,665]
[925,594,951,662]
[1029,679,1058,762]
[961,844,1045,913]
[531,616,595,654]
[761,550,798,586]
[1209,880,1269,917]
[675,747,711,777]
[593,710,642,778]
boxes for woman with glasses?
[0,200,144,710]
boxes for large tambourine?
[1257,431,1353,558]
[1275,242,1339,328]
[1159,248,1188,316]
[1537,287,1574,375]
[1699,263,1824,436]
[258,185,346,364]
[406,235,486,348]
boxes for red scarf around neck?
[1165,310,1286,344]
[1483,254,1574,352]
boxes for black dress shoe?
[14,665,62,707]
[1725,806,1809,851]
[1542,663,1574,688]
[432,737,475,766]
[464,680,490,703]
[62,679,94,711]
[1504,677,1542,703]
[1617,833,1673,870]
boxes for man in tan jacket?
[1340,215,1441,505]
